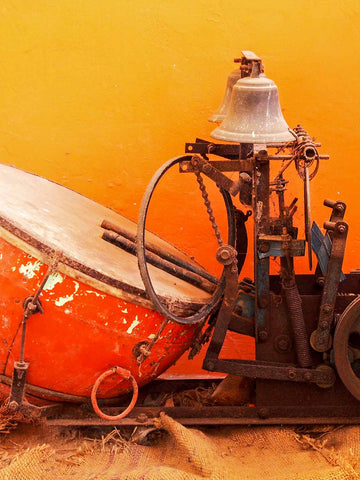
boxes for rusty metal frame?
[177,130,360,420]
[13,376,360,426]
[46,404,360,427]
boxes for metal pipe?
[102,230,216,294]
[101,219,219,286]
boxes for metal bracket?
[180,156,242,196]
[312,222,345,281]
[185,140,240,160]
[203,245,239,358]
[258,234,305,259]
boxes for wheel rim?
[136,155,236,325]
[334,296,360,400]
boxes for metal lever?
[311,220,348,352]
[304,165,312,270]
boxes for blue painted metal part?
[257,235,305,259]
[311,221,345,281]
[235,279,255,318]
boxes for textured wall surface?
[0,1,359,372]
[0,0,359,271]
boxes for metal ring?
[136,155,236,325]
[91,366,138,421]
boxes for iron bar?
[101,219,218,286]
[102,230,216,294]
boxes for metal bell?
[208,68,242,123]
[211,75,294,144]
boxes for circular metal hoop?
[136,155,236,325]
[91,366,138,421]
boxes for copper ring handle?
[91,366,138,421]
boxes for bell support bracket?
[181,155,243,196]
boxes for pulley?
[334,296,360,401]
[211,75,294,144]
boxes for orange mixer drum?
[0,164,211,402]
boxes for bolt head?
[258,242,270,253]
[274,334,292,353]
[8,401,19,412]
[257,407,269,419]
[136,413,148,424]
[216,246,235,265]
[278,339,289,351]
[258,330,268,342]
[258,296,268,309]
[322,304,332,314]
[28,302,37,312]
[288,369,296,380]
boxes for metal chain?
[194,170,224,246]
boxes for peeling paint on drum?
[0,237,199,400]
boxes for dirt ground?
[0,417,359,480]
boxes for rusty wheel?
[334,296,360,400]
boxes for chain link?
[194,170,224,246]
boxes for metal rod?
[18,316,28,364]
[268,154,329,160]
[18,252,61,363]
[304,166,312,270]
[101,219,219,286]
[102,230,216,294]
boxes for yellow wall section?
[0,1,359,279]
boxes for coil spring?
[281,263,313,368]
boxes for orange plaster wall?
[0,1,359,373]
